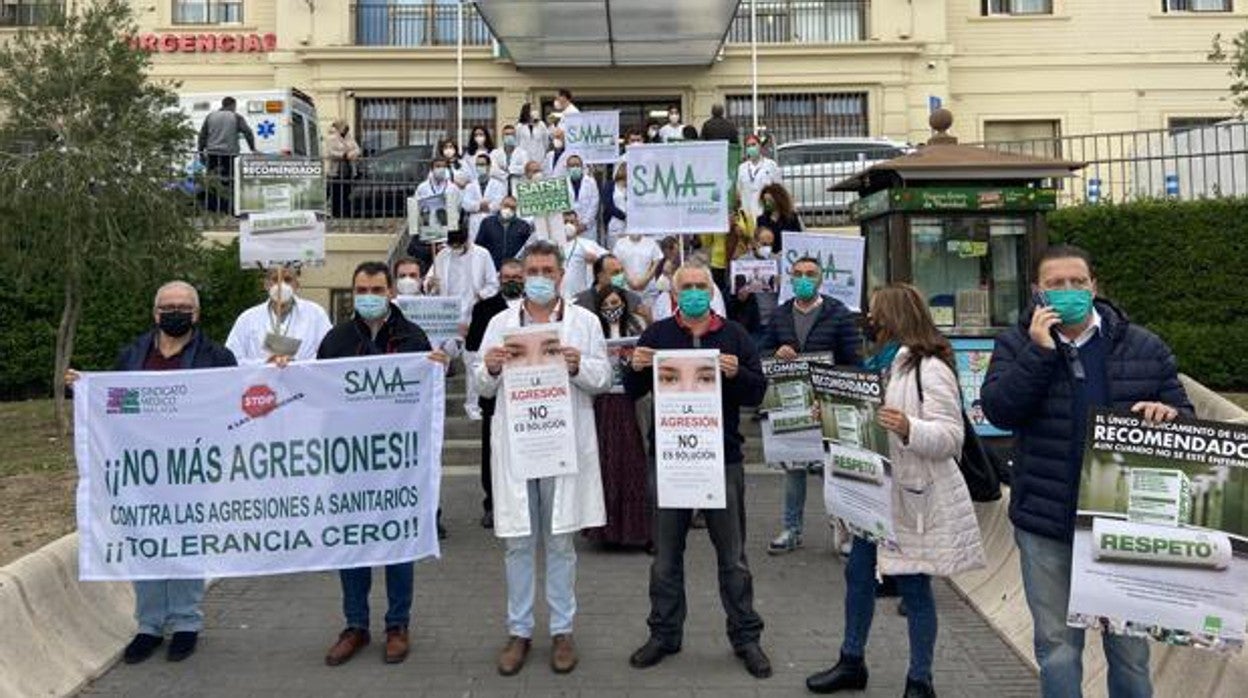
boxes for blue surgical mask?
[1045,288,1094,325]
[568,166,584,181]
[792,276,819,301]
[610,273,627,289]
[678,288,712,318]
[433,167,448,181]
[354,294,389,320]
[525,275,557,305]
[503,134,516,147]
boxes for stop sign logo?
[242,385,277,418]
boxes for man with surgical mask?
[463,153,509,244]
[543,128,572,178]
[658,106,687,143]
[565,154,600,242]
[477,195,533,269]
[623,262,772,680]
[65,280,237,666]
[736,134,781,220]
[549,210,606,300]
[317,261,446,668]
[428,225,499,418]
[475,241,610,677]
[225,265,332,366]
[393,257,424,297]
[494,124,527,195]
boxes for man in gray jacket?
[196,96,256,212]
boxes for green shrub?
[1047,198,1248,390]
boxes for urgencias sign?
[130,33,278,54]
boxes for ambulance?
[178,88,320,157]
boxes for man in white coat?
[463,152,509,244]
[736,134,782,221]
[225,265,332,365]
[565,154,600,243]
[475,240,610,677]
[428,227,499,418]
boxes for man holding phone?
[981,245,1192,698]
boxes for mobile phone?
[1031,290,1049,309]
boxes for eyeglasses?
[156,304,195,313]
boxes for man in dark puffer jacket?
[982,245,1191,698]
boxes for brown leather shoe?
[325,628,370,666]
[384,627,409,664]
[551,633,578,674]
[497,635,531,676]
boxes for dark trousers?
[203,153,235,214]
[481,405,494,512]
[647,461,763,649]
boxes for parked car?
[345,144,433,218]
[776,137,911,223]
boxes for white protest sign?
[239,211,325,268]
[823,441,897,549]
[653,349,725,509]
[73,354,445,581]
[395,295,462,348]
[627,142,729,235]
[563,111,620,164]
[501,324,577,479]
[778,233,866,312]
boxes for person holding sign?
[806,283,984,698]
[623,263,773,679]
[762,256,862,555]
[980,245,1191,698]
[474,241,611,677]
[66,281,237,665]
[318,261,448,668]
[225,265,332,367]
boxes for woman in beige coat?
[807,283,985,698]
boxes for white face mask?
[268,282,294,304]
[552,138,564,149]
[668,114,680,124]
[395,276,421,296]
[474,135,486,145]
[757,245,772,258]
[442,148,456,158]
[501,207,516,221]
[564,222,579,237]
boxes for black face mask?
[158,311,195,338]
[500,280,524,299]
[858,316,879,344]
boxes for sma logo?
[344,366,420,396]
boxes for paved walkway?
[80,474,1037,697]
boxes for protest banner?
[408,188,458,244]
[759,353,832,465]
[730,258,778,294]
[516,177,571,217]
[239,211,325,268]
[1067,408,1248,652]
[501,324,576,479]
[811,362,897,548]
[394,295,461,348]
[950,338,1009,437]
[653,349,725,509]
[606,337,638,395]
[562,111,620,164]
[627,142,729,235]
[73,354,445,581]
[235,156,326,216]
[777,233,866,312]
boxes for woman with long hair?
[756,183,802,252]
[584,286,651,548]
[515,102,550,167]
[462,125,496,172]
[806,283,985,698]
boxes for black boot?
[805,653,868,693]
[903,677,936,698]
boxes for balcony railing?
[0,2,61,27]
[726,1,869,44]
[351,2,492,48]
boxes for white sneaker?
[465,405,483,421]
[767,529,802,555]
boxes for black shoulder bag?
[914,363,1002,503]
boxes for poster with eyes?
[501,324,576,479]
[652,349,725,509]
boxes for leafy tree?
[0,0,200,432]
[1208,30,1248,116]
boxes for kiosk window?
[910,216,1028,328]
[865,218,889,296]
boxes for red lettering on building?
[128,33,278,54]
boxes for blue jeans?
[1015,528,1152,698]
[782,469,809,533]
[505,477,577,638]
[339,562,414,630]
[133,579,205,636]
[841,537,936,683]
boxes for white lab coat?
[543,149,572,178]
[473,303,610,538]
[461,176,509,244]
[429,244,499,325]
[737,157,782,220]
[567,175,600,241]
[560,235,608,300]
[605,182,628,249]
[225,297,332,365]
[514,122,549,167]
[651,285,728,322]
[659,123,686,143]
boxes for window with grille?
[355,97,497,156]
[1163,0,1232,11]
[172,0,243,24]
[0,1,60,25]
[981,0,1053,15]
[724,92,868,143]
